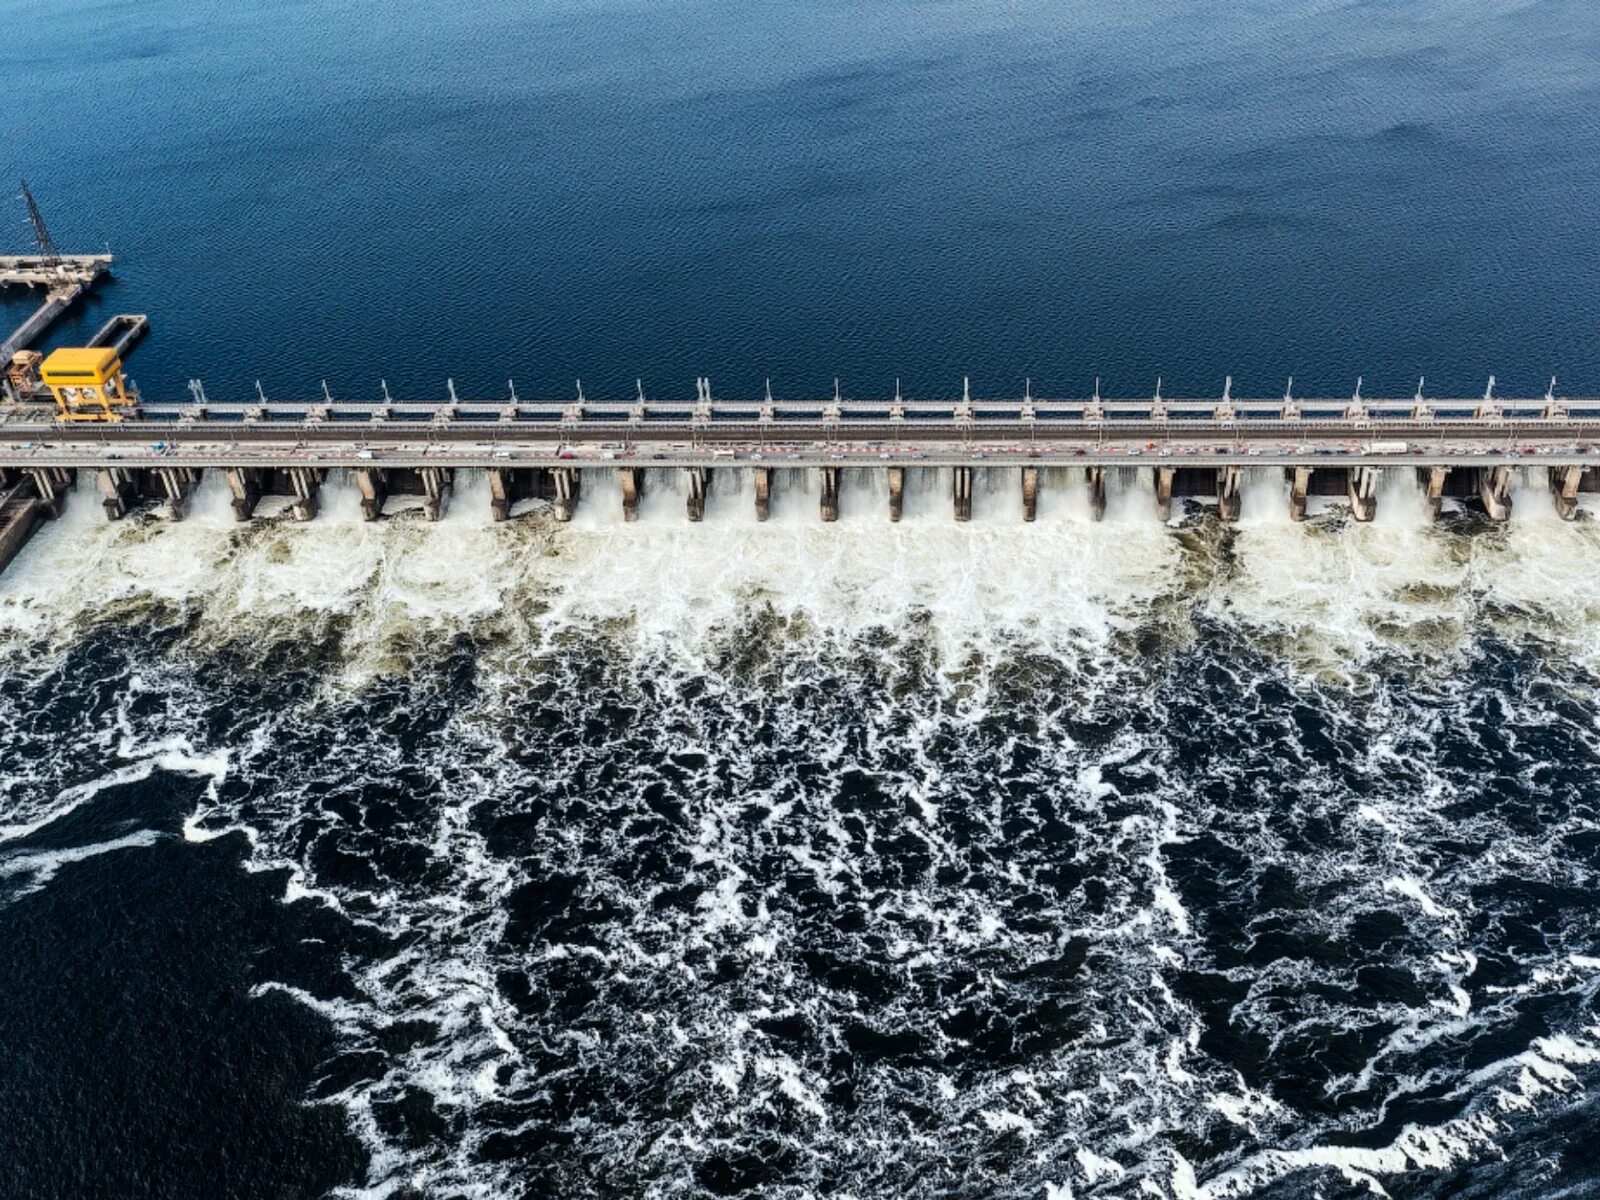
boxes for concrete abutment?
[753,468,771,522]
[619,468,642,523]
[287,468,323,522]
[551,468,580,522]
[1349,466,1380,523]
[226,468,264,521]
[1088,467,1106,521]
[686,468,708,522]
[1288,467,1311,522]
[1478,466,1513,522]
[820,467,840,522]
[98,468,139,520]
[24,468,73,519]
[953,467,972,522]
[1552,465,1585,521]
[1217,467,1242,523]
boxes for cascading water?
[1,474,1598,1200]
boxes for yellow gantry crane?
[38,346,136,421]
[1,182,144,419]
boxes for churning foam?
[3,466,1600,1199]
[6,465,1595,678]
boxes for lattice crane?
[19,179,60,264]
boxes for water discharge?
[1,472,1598,1199]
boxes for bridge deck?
[0,400,1587,546]
[0,396,1595,469]
[0,254,113,286]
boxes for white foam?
[0,732,228,845]
[1382,875,1452,920]
[0,829,161,896]
[8,465,1600,687]
[1075,1148,1126,1183]
[1,464,1598,1199]
[980,1108,1039,1138]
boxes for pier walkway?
[0,254,112,362]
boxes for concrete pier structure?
[1088,467,1106,521]
[355,468,387,521]
[1552,465,1583,521]
[227,467,265,521]
[1349,466,1380,523]
[887,467,904,522]
[288,467,322,522]
[418,467,451,522]
[1156,467,1175,522]
[619,468,642,523]
[753,468,771,522]
[0,254,114,363]
[488,468,511,521]
[1021,467,1038,522]
[154,466,199,519]
[820,467,840,522]
[1289,466,1312,522]
[686,468,708,522]
[551,467,579,522]
[1423,467,1450,522]
[0,478,46,576]
[23,467,72,519]
[1217,467,1242,523]
[98,467,139,519]
[1479,466,1513,523]
[953,466,972,522]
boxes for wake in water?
[0,469,1598,1199]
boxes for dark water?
[5,1,1600,402]
[4,4,1600,1200]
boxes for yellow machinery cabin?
[39,346,135,421]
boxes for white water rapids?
[0,465,1598,1200]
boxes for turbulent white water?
[2,467,1599,1200]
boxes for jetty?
[0,182,119,364]
[0,254,113,361]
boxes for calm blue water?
[5,0,1600,402]
[4,5,1600,1200]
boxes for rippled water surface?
[5,0,1600,400]
[4,2,1600,1199]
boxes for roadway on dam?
[0,410,1597,470]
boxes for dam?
[0,385,1596,551]
[11,7,1600,1196]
